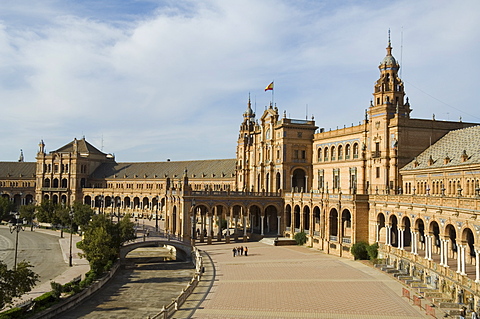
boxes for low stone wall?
[29,263,120,319]
[151,246,203,319]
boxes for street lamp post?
[9,213,25,270]
[69,208,74,267]
[155,197,160,233]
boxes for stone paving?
[175,241,432,319]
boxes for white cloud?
[0,0,479,162]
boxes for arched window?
[353,143,359,159]
[324,148,328,161]
[345,144,351,159]
[317,148,322,162]
[338,145,343,160]
[331,146,336,161]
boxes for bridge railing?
[152,246,203,319]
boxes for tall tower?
[236,96,256,191]
[367,33,410,194]
[370,32,410,119]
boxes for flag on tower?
[264,82,274,91]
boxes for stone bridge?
[120,238,192,262]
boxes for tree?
[78,214,134,274]
[54,205,71,238]
[20,204,37,231]
[117,214,136,246]
[36,200,56,224]
[72,201,93,231]
[0,196,15,221]
[0,261,39,309]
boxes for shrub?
[351,241,369,260]
[50,281,63,300]
[294,232,307,245]
[0,307,24,319]
[367,243,378,260]
[34,291,55,309]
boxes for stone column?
[376,223,380,243]
[440,238,445,266]
[475,248,480,283]
[226,208,232,244]
[243,209,248,242]
[261,215,265,236]
[277,216,281,236]
[385,225,391,246]
[410,230,415,254]
[457,243,462,274]
[208,213,213,244]
[200,212,205,243]
[444,239,450,267]
[461,244,467,275]
[424,235,430,259]
[399,228,404,250]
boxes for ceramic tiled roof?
[401,125,480,171]
[0,162,36,178]
[91,159,236,179]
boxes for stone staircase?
[375,263,468,318]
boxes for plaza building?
[1,38,480,306]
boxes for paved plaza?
[176,241,431,319]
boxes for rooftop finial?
[386,29,393,56]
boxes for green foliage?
[294,232,307,245]
[33,291,56,311]
[50,281,63,300]
[0,196,15,221]
[19,204,37,231]
[36,200,57,224]
[0,307,24,319]
[72,201,94,230]
[118,214,136,245]
[367,243,379,260]
[0,261,39,308]
[351,241,369,260]
[78,214,134,274]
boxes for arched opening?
[329,208,338,240]
[341,209,351,243]
[84,195,92,206]
[292,168,306,192]
[265,205,279,235]
[285,205,292,230]
[61,178,68,188]
[430,221,441,254]
[303,206,310,233]
[44,178,51,188]
[401,217,411,248]
[377,213,386,243]
[53,178,59,188]
[313,206,321,237]
[294,205,301,231]
[250,205,262,234]
[265,173,270,192]
[276,172,281,191]
[389,215,398,247]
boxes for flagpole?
[272,81,274,106]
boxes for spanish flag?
[264,81,274,91]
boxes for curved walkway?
[175,242,431,319]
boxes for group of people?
[460,306,479,319]
[232,246,248,257]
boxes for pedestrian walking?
[244,246,248,256]
[460,306,467,319]
[232,247,237,257]
[472,309,479,319]
[240,246,244,255]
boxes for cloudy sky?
[1,0,479,162]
